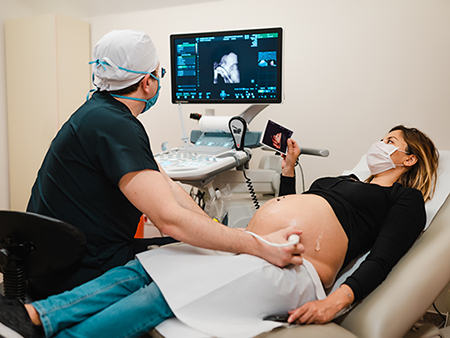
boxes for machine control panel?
[155,146,250,186]
[192,133,234,149]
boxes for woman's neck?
[370,177,396,187]
[371,168,403,187]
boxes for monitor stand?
[176,103,269,149]
[239,104,269,124]
[178,103,190,148]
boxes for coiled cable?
[243,171,260,210]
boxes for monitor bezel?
[170,27,283,104]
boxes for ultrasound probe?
[245,232,300,247]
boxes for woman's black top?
[279,174,425,302]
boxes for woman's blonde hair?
[390,125,439,201]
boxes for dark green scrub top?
[27,91,159,291]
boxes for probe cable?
[245,231,300,247]
[295,159,306,193]
[432,303,447,328]
[243,171,260,210]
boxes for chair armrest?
[255,322,357,338]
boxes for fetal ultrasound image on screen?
[171,27,283,104]
[213,52,240,84]
[197,40,258,93]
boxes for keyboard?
[175,145,231,155]
[154,147,249,184]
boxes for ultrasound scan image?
[213,52,240,84]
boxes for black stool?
[0,211,86,302]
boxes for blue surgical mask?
[88,59,161,114]
[111,73,160,114]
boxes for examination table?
[150,150,450,338]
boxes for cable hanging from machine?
[190,187,206,210]
[295,159,306,193]
[243,171,260,210]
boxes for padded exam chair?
[0,211,86,302]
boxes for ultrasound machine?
[154,27,328,227]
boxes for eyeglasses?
[151,67,166,80]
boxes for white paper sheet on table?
[137,244,326,338]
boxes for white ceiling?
[17,0,221,18]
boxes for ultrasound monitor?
[170,27,283,104]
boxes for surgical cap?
[92,30,159,91]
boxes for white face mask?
[366,141,407,175]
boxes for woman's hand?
[287,299,338,324]
[287,285,354,324]
[281,139,301,177]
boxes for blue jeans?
[32,260,174,338]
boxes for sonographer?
[26,29,302,298]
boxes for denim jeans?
[32,259,174,338]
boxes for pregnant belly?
[246,194,348,288]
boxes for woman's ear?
[404,154,418,167]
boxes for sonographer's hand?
[281,139,300,177]
[258,227,304,267]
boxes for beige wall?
[1,0,450,208]
[5,15,90,210]
[89,0,450,191]
[0,1,34,209]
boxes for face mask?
[111,73,160,114]
[366,141,407,175]
[89,59,162,114]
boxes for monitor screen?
[170,27,283,104]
